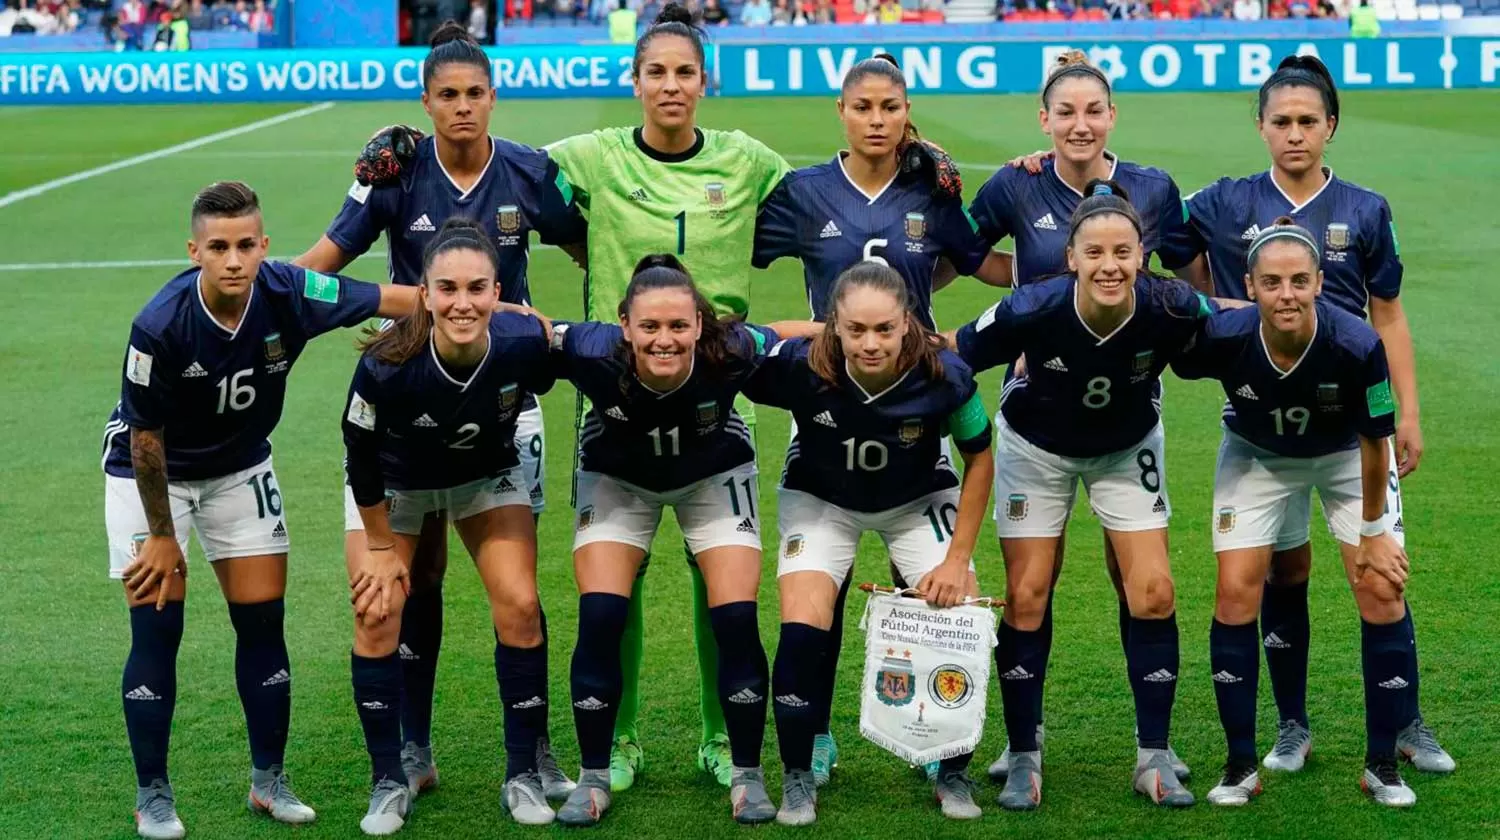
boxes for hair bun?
[633,253,688,275]
[655,1,695,25]
[874,52,900,69]
[429,19,476,48]
[1055,48,1090,68]
[1085,178,1128,201]
[1272,214,1296,227]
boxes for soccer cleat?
[811,733,839,787]
[535,737,577,802]
[557,769,612,827]
[135,779,185,840]
[1397,718,1456,774]
[359,778,411,836]
[501,771,555,825]
[1134,749,1196,808]
[988,724,1044,781]
[400,742,439,796]
[1262,720,1313,772]
[1362,759,1417,807]
[1207,761,1263,807]
[934,768,983,820]
[1135,727,1191,781]
[996,751,1042,811]
[699,735,734,788]
[730,767,777,824]
[608,736,643,792]
[777,768,818,826]
[248,766,316,824]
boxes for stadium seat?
[1374,0,1397,18]
[921,8,947,20]
[1418,4,1440,17]
[1441,2,1464,15]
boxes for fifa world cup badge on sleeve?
[127,346,153,386]
[347,392,377,431]
[303,269,340,303]
[858,593,997,765]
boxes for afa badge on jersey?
[696,400,719,434]
[904,212,926,240]
[496,205,520,234]
[705,182,726,208]
[899,419,924,447]
[1325,223,1351,251]
[499,383,519,417]
[263,333,288,374]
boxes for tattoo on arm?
[130,427,174,538]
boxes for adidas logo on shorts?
[1143,669,1177,683]
[1235,384,1258,401]
[409,213,436,232]
[819,220,842,239]
[1378,676,1410,690]
[736,517,756,533]
[125,684,161,701]
[813,410,836,428]
[398,643,418,660]
[1263,633,1290,649]
[1033,213,1058,230]
[574,696,607,711]
[1152,496,1167,514]
[181,361,207,378]
[1001,666,1034,680]
[262,669,290,687]
[512,696,547,710]
[1242,224,1262,241]
[413,413,438,427]
[606,406,628,421]
[775,694,809,708]
[1043,357,1068,372]
[497,476,517,493]
[271,520,287,540]
[727,688,763,704]
[1211,670,1243,684]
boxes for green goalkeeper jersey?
[548,126,791,321]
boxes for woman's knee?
[1215,576,1262,625]
[492,589,543,647]
[1353,574,1405,623]
[1004,577,1052,629]
[354,613,401,656]
[1127,571,1177,618]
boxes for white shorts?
[572,464,762,555]
[992,414,1170,538]
[104,457,289,579]
[382,466,532,536]
[1212,431,1406,553]
[343,403,547,530]
[1267,438,1405,551]
[776,487,973,585]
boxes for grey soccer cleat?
[359,778,411,836]
[730,766,777,824]
[997,751,1042,811]
[1362,759,1417,807]
[1206,761,1262,807]
[536,737,577,802]
[400,742,439,795]
[934,767,982,820]
[557,769,612,827]
[135,779,186,840]
[1262,720,1313,772]
[776,768,818,826]
[501,771,555,825]
[1134,727,1191,780]
[1134,748,1196,808]
[988,724,1045,781]
[1397,718,1455,774]
[248,766,316,823]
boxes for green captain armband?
[943,391,991,450]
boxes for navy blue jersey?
[1173,169,1401,315]
[342,313,555,503]
[1172,301,1396,457]
[104,262,382,481]
[955,274,1212,458]
[325,136,586,302]
[752,156,991,329]
[967,156,1196,287]
[553,320,776,492]
[742,338,992,513]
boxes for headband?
[1042,63,1111,101]
[1247,227,1320,265]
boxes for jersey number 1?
[674,211,687,255]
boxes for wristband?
[1359,520,1386,538]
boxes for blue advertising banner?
[0,45,638,105]
[718,36,1500,95]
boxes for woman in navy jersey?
[1171,54,1449,776]
[341,219,560,833]
[546,255,818,827]
[1173,219,1419,808]
[103,181,415,840]
[297,22,587,802]
[950,180,1213,810]
[959,50,1201,782]
[742,262,995,825]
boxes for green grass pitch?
[2,90,1498,839]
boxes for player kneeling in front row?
[342,219,560,834]
[1172,219,1421,807]
[742,263,995,825]
[549,255,820,826]
[103,182,416,839]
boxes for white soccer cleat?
[501,771,556,825]
[248,766,316,824]
[1397,718,1456,774]
[1362,760,1417,808]
[135,779,186,840]
[359,778,411,836]
[1207,762,1262,807]
[1262,720,1313,772]
[777,768,817,826]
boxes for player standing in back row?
[103,182,415,839]
[1167,54,1451,777]
[300,22,588,803]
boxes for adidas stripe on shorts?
[775,485,973,585]
[992,413,1171,539]
[104,456,290,578]
[1211,430,1406,553]
[380,466,533,536]
[571,463,762,555]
